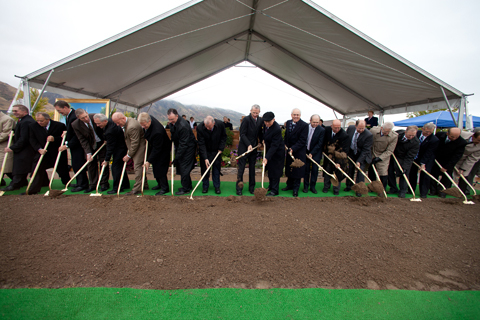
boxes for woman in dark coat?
[262,112,284,196]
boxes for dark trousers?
[304,155,320,189]
[368,165,388,189]
[9,174,28,189]
[323,161,344,192]
[28,152,70,194]
[152,162,169,192]
[268,175,280,195]
[346,152,366,188]
[458,160,480,193]
[286,177,301,192]
[111,156,130,191]
[430,165,453,194]
[237,151,257,191]
[387,160,410,194]
[71,146,88,188]
[86,145,109,189]
[177,151,195,191]
[408,160,432,197]
[200,156,221,189]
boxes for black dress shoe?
[236,190,242,196]
[303,188,308,193]
[387,189,398,195]
[72,186,86,192]
[155,190,168,196]
[428,191,437,196]
[310,187,317,194]
[293,191,298,197]
[202,188,208,193]
[439,192,446,198]
[281,186,292,191]
[175,189,190,195]
[107,190,117,194]
[266,191,277,197]
[322,188,329,193]
[343,187,351,192]
[249,188,254,194]
[84,187,95,193]
[333,190,339,196]
[215,188,221,194]
[70,184,78,188]
[398,192,406,198]
[2,185,15,192]
[0,179,5,186]
[356,192,362,197]
[152,185,161,190]
[100,186,109,192]
[420,194,427,199]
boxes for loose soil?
[351,181,368,195]
[368,180,386,197]
[1,194,479,291]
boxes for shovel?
[254,141,268,201]
[323,152,368,195]
[236,145,259,160]
[116,161,128,199]
[307,155,339,187]
[347,156,372,183]
[391,154,420,202]
[285,146,305,168]
[0,132,14,197]
[171,143,174,196]
[435,160,473,204]
[412,161,448,192]
[140,140,149,197]
[26,140,50,195]
[90,163,107,197]
[189,150,222,200]
[370,163,388,198]
[454,167,477,197]
[44,131,67,196]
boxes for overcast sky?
[1,0,478,124]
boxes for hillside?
[0,81,243,127]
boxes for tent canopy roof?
[25,0,465,116]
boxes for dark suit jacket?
[169,117,197,163]
[415,131,439,166]
[285,119,308,179]
[307,125,325,162]
[10,115,36,175]
[365,116,378,128]
[29,120,66,166]
[263,121,284,178]
[224,122,233,131]
[347,125,373,164]
[435,132,468,171]
[65,109,81,150]
[144,116,171,166]
[323,127,349,154]
[72,114,104,155]
[393,133,420,172]
[238,114,263,154]
[197,119,227,160]
[103,120,127,162]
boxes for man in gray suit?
[345,120,373,196]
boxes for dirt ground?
[1,193,479,291]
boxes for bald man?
[430,127,468,198]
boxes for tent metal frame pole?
[457,95,466,129]
[102,31,249,99]
[440,86,458,127]
[22,79,31,111]
[7,81,23,113]
[32,69,54,112]
[243,0,259,60]
[378,111,384,126]
[464,96,473,131]
[251,31,382,112]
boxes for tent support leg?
[440,86,458,127]
[32,69,54,112]
[22,79,31,111]
[464,96,473,131]
[457,95,466,129]
[378,111,384,126]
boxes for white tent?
[14,0,473,128]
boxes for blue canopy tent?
[393,111,480,128]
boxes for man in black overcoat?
[261,112,284,196]
[387,126,420,198]
[430,127,467,197]
[303,114,325,194]
[236,104,263,195]
[197,116,227,194]
[24,112,69,194]
[54,100,88,192]
[282,108,308,197]
[3,105,35,191]
[138,113,171,196]
[345,120,372,196]
[323,119,350,195]
[95,114,130,194]
[167,108,197,195]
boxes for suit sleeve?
[419,137,439,165]
[0,118,15,142]
[357,134,373,164]
[10,122,31,152]
[52,123,66,143]
[458,148,480,174]
[127,127,141,158]
[218,123,227,152]
[310,127,325,160]
[72,122,94,155]
[339,132,350,154]
[378,135,397,161]
[265,128,283,161]
[445,141,467,171]
[402,142,420,171]
[28,124,43,151]
[147,132,165,163]
[104,130,114,162]
[196,129,208,160]
[174,126,192,160]
[239,118,250,149]
[291,123,308,153]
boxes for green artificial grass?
[1,288,479,320]
[1,178,450,199]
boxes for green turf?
[1,288,479,319]
[1,178,450,199]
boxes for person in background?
[223,116,233,131]
[365,111,378,130]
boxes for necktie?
[420,135,425,143]
[402,136,407,142]
[351,131,358,155]
[445,137,450,144]
[290,122,296,132]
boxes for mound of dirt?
[334,151,347,159]
[230,156,237,167]
[368,181,385,197]
[290,159,305,168]
[351,181,368,195]
[442,188,464,199]
[254,188,268,201]
[327,145,336,154]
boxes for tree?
[407,107,458,119]
[17,89,51,120]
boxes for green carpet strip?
[1,179,453,198]
[1,288,479,319]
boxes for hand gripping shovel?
[26,140,50,195]
[0,132,14,197]
[254,141,268,201]
[236,145,259,160]
[412,162,448,192]
[307,155,339,187]
[391,154,420,202]
[90,163,107,197]
[454,167,477,199]
[435,160,473,204]
[189,151,222,200]
[323,152,368,195]
[45,131,67,196]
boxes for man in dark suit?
[303,114,325,194]
[138,113,171,196]
[323,119,350,195]
[282,108,308,197]
[408,122,438,198]
[430,127,468,198]
[166,108,197,195]
[345,120,373,196]
[387,126,420,198]
[223,116,233,131]
[95,114,130,194]
[72,109,109,193]
[365,111,378,130]
[262,112,284,196]
[236,104,263,195]
[2,105,35,191]
[54,100,88,192]
[24,112,69,194]
[197,116,227,194]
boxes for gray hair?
[74,108,86,117]
[93,113,108,121]
[251,104,260,111]
[204,116,214,125]
[423,122,435,130]
[310,114,320,122]
[291,108,301,115]
[36,112,50,120]
[138,112,151,123]
[406,125,418,132]
[382,122,394,130]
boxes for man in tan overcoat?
[112,112,148,195]
[368,122,398,188]
[456,130,480,194]
[0,111,15,186]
